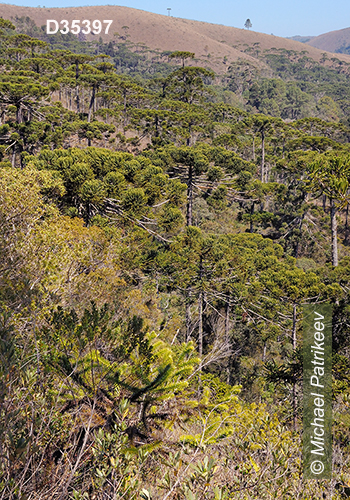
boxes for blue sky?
[2,0,350,37]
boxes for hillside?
[288,35,315,43]
[1,9,350,499]
[1,3,350,73]
[307,26,350,54]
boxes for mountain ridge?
[1,3,350,72]
[306,26,350,54]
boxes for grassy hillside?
[4,5,350,125]
[1,3,350,74]
[307,26,350,54]
[0,12,350,500]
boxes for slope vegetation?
[1,3,350,72]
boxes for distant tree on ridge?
[244,19,252,30]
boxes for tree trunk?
[186,287,191,342]
[85,202,91,225]
[250,202,255,233]
[292,303,297,430]
[11,145,16,168]
[186,124,192,147]
[123,89,127,133]
[345,205,349,245]
[88,84,96,123]
[294,211,305,258]
[197,256,205,385]
[198,290,203,360]
[260,130,265,183]
[76,85,80,113]
[186,164,193,226]
[225,297,231,384]
[292,380,297,431]
[75,62,80,113]
[292,303,297,351]
[19,143,24,169]
[16,105,22,124]
[330,199,338,267]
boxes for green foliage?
[0,14,350,500]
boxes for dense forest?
[1,15,350,499]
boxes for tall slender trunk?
[198,256,204,363]
[11,145,16,168]
[85,202,91,225]
[345,204,349,245]
[88,84,96,123]
[19,143,24,169]
[250,202,255,233]
[16,105,22,124]
[292,303,297,430]
[155,115,159,137]
[186,287,191,342]
[197,293,205,395]
[186,124,192,147]
[76,86,80,113]
[294,212,305,258]
[292,303,297,351]
[75,61,80,113]
[330,199,338,267]
[186,164,193,226]
[197,259,204,395]
[292,381,297,431]
[123,89,127,133]
[225,297,231,384]
[260,130,265,183]
[198,291,203,361]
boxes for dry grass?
[307,26,350,52]
[1,3,350,74]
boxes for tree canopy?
[0,14,350,500]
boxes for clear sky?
[2,0,350,37]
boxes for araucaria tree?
[304,153,350,267]
[1,13,350,500]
